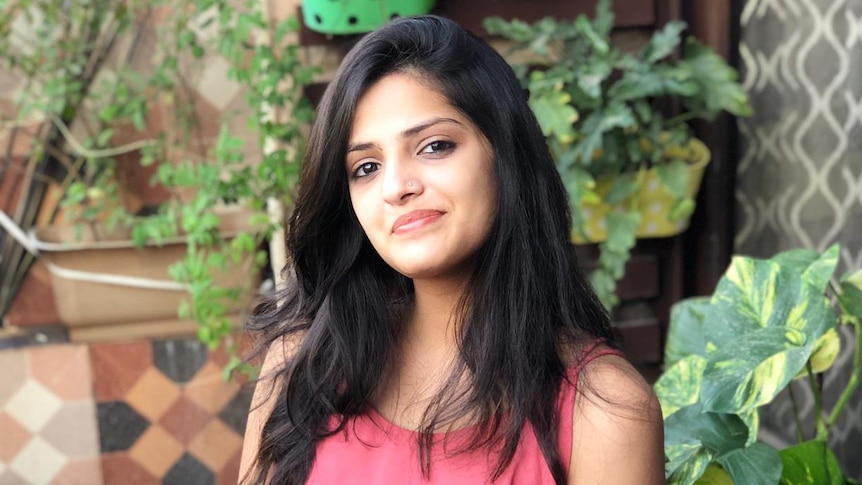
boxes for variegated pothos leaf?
[665,297,711,366]
[695,255,837,413]
[655,354,707,418]
[702,327,820,413]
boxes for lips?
[391,209,444,234]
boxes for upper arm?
[568,355,665,485]
[239,336,299,483]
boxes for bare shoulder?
[239,333,304,483]
[568,350,665,484]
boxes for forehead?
[349,73,470,140]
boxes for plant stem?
[787,383,806,442]
[806,361,828,440]
[823,320,862,438]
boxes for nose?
[381,155,420,205]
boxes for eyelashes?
[353,161,379,178]
[348,139,458,180]
[420,140,456,155]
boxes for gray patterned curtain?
[736,0,862,479]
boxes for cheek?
[349,191,378,239]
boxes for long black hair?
[246,15,616,485]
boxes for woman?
[240,15,664,485]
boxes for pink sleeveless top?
[306,341,622,484]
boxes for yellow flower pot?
[573,138,711,244]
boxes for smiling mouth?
[391,209,445,234]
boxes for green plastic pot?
[302,0,436,35]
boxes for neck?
[405,276,467,352]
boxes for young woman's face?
[346,72,497,282]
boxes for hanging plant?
[302,0,436,35]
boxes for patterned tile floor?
[0,336,252,485]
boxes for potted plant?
[654,245,861,484]
[0,0,316,375]
[483,0,752,308]
[301,0,436,35]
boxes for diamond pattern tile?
[0,343,102,485]
[0,349,27,404]
[188,419,243,471]
[96,402,149,453]
[124,368,181,422]
[218,387,253,436]
[0,468,28,485]
[185,362,240,414]
[100,453,158,485]
[41,402,100,458]
[52,457,104,485]
[163,453,214,485]
[127,425,185,478]
[2,335,250,485]
[153,339,208,384]
[28,345,91,401]
[90,341,152,402]
[216,449,243,485]
[89,335,250,482]
[9,436,67,485]
[4,380,63,433]
[0,412,33,463]
[158,396,212,446]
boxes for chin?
[392,264,443,281]
[388,257,474,283]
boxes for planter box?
[30,209,258,333]
[574,138,711,243]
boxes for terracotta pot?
[11,208,259,340]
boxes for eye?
[420,140,456,155]
[352,161,379,178]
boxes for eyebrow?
[346,117,465,153]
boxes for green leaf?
[706,256,836,349]
[482,17,534,42]
[665,405,749,456]
[590,0,615,38]
[701,327,822,414]
[665,405,748,483]
[576,104,636,165]
[574,14,609,55]
[656,159,691,199]
[96,129,114,147]
[770,248,821,275]
[682,39,752,118]
[643,21,686,63]
[695,464,734,485]
[717,443,783,485]
[654,354,707,418]
[793,328,841,378]
[739,409,760,446]
[665,297,711,365]
[668,446,712,485]
[779,440,845,485]
[604,209,641,254]
[608,70,669,102]
[669,197,696,222]
[604,173,638,204]
[528,87,578,144]
[799,244,840,292]
[230,232,256,253]
[839,269,862,319]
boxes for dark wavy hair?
[245,15,616,485]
